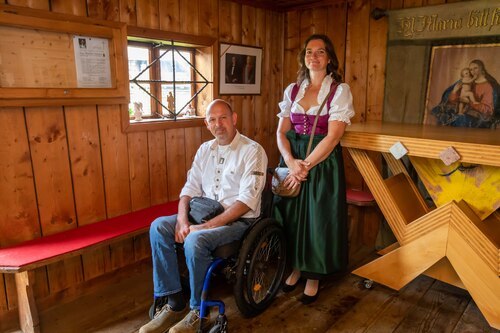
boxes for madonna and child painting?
[425,44,499,129]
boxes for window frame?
[122,26,217,133]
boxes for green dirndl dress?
[273,130,348,278]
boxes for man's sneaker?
[138,304,188,333]
[169,309,210,333]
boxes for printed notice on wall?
[73,36,112,88]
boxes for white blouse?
[277,75,355,124]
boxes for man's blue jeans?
[150,214,250,309]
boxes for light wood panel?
[148,130,168,206]
[159,0,179,31]
[87,0,120,21]
[345,0,369,123]
[65,105,109,281]
[136,0,159,29]
[165,128,187,202]
[128,132,151,211]
[5,0,49,10]
[0,108,40,246]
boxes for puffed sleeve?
[277,83,297,118]
[328,83,355,124]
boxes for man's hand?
[175,218,191,243]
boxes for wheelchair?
[149,170,287,333]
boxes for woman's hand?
[283,173,302,191]
[286,158,310,181]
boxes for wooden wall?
[0,0,283,330]
[0,0,465,330]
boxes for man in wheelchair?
[139,99,268,333]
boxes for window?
[123,27,216,131]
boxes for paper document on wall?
[73,36,112,88]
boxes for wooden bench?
[0,201,178,333]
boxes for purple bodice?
[290,112,329,135]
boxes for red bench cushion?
[0,201,178,269]
[346,189,375,205]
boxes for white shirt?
[180,131,268,218]
[277,74,355,124]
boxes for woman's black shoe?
[281,283,297,293]
[299,292,318,305]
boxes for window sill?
[121,107,206,132]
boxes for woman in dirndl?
[273,34,355,304]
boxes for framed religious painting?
[424,43,500,129]
[219,43,262,95]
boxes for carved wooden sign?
[388,0,500,41]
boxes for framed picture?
[424,43,499,128]
[219,43,262,95]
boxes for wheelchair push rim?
[233,218,286,317]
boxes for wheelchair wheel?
[233,218,286,317]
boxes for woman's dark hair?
[297,34,342,84]
[470,59,499,87]
[469,59,500,126]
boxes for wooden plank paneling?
[299,8,313,42]
[184,127,202,170]
[219,1,244,133]
[136,0,159,29]
[327,2,347,76]
[128,132,151,211]
[198,0,218,38]
[180,0,198,34]
[391,0,404,8]
[65,105,109,281]
[165,128,186,201]
[0,108,40,246]
[312,6,327,34]
[241,5,256,139]
[268,10,283,166]
[51,0,87,16]
[403,0,424,8]
[98,105,132,217]
[65,106,106,226]
[148,130,168,206]
[98,104,133,271]
[119,0,137,25]
[25,107,76,237]
[345,0,370,123]
[87,0,120,21]
[25,107,82,293]
[366,0,388,122]
[253,8,267,150]
[5,0,49,9]
[159,0,180,32]
[284,10,300,87]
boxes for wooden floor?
[22,246,498,333]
